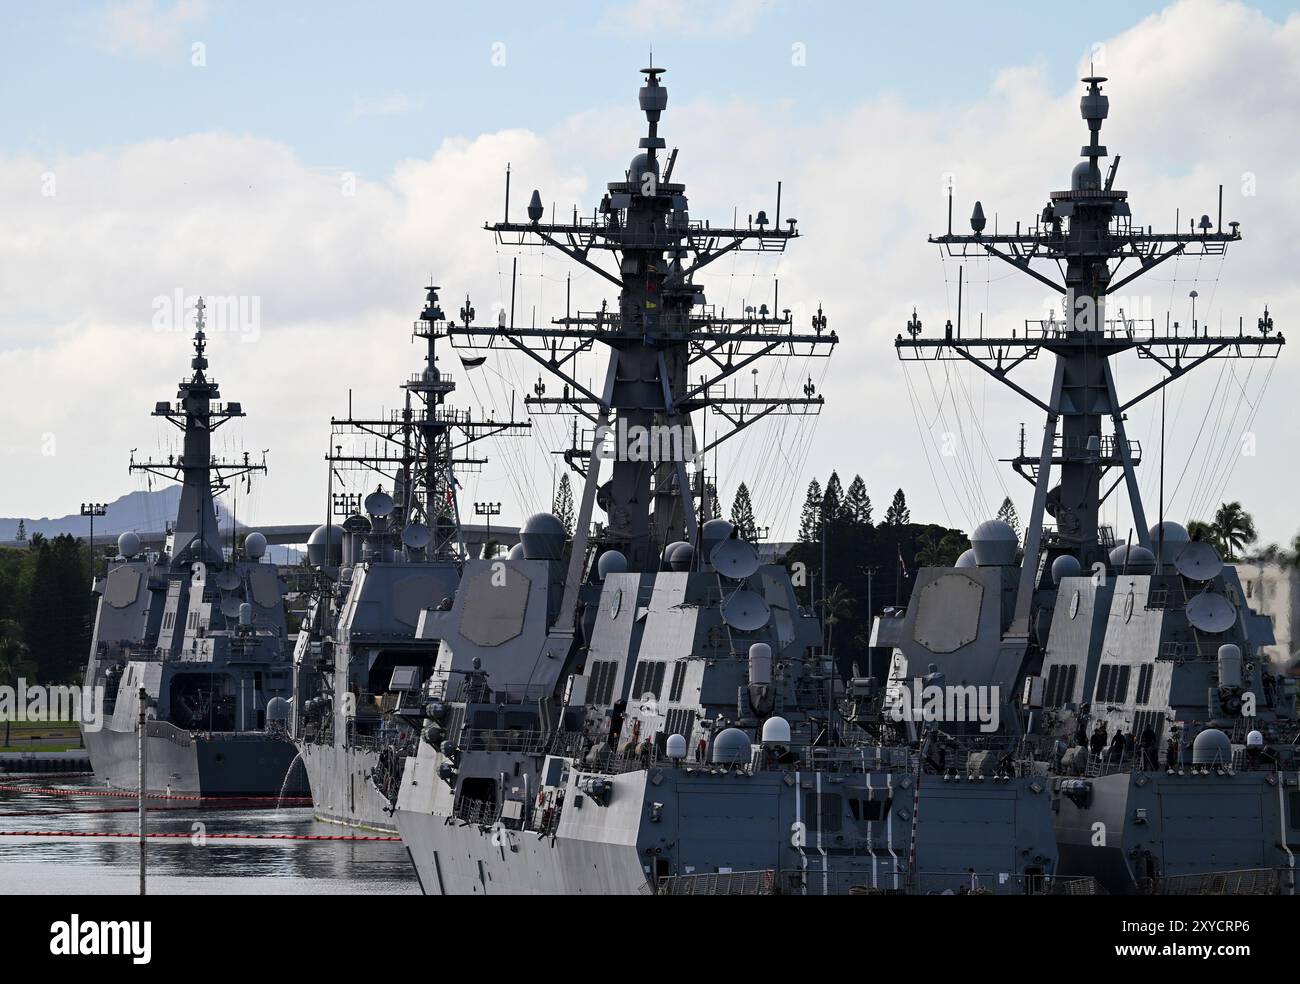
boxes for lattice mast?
[452,67,837,575]
[327,285,530,560]
[897,76,1283,634]
[129,297,266,569]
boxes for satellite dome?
[954,548,977,568]
[1051,554,1083,584]
[1071,160,1101,191]
[596,550,628,579]
[971,520,1018,566]
[508,543,525,559]
[665,734,688,760]
[711,728,752,767]
[629,152,659,183]
[667,541,695,572]
[520,513,565,560]
[1246,729,1264,748]
[266,697,290,723]
[307,524,344,567]
[244,531,267,560]
[1148,521,1190,545]
[1109,544,1156,573]
[700,519,736,567]
[761,716,791,745]
[117,531,141,559]
[1191,728,1232,766]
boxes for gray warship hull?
[1053,769,1297,894]
[395,743,1058,895]
[295,740,396,831]
[84,723,306,797]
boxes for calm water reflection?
[0,777,418,894]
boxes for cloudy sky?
[3,0,1299,549]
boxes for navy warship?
[289,284,528,829]
[81,299,305,796]
[883,75,1297,894]
[392,67,1059,895]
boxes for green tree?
[844,475,873,527]
[822,471,845,524]
[552,473,575,538]
[28,532,46,551]
[730,482,758,542]
[819,583,854,654]
[884,489,910,526]
[1211,501,1257,561]
[798,478,823,542]
[15,519,26,543]
[0,620,34,688]
[995,496,1022,543]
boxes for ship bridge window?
[588,661,617,705]
[668,660,687,702]
[1136,664,1154,705]
[631,660,667,700]
[1095,664,1131,703]
[1044,664,1078,708]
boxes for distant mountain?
[0,487,234,541]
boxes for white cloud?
[6,0,1300,550]
[599,0,778,37]
[350,92,426,120]
[96,0,208,58]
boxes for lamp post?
[475,501,501,558]
[81,502,107,577]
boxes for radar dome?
[307,524,344,567]
[117,531,141,559]
[1109,544,1156,573]
[1191,728,1232,766]
[508,543,525,559]
[1148,521,1191,561]
[1051,554,1083,583]
[596,550,628,579]
[520,513,565,560]
[667,541,695,572]
[629,152,659,182]
[665,734,688,760]
[244,531,267,560]
[1071,160,1101,191]
[266,697,290,723]
[971,520,1018,566]
[711,728,753,767]
[700,518,736,566]
[761,716,791,745]
[1246,729,1264,748]
[954,548,977,568]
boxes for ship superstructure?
[289,285,528,829]
[879,76,1296,893]
[393,67,1059,895]
[82,299,303,795]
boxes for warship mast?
[128,297,266,568]
[326,284,530,560]
[897,76,1284,639]
[452,66,836,591]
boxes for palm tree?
[1211,501,1257,561]
[818,583,854,655]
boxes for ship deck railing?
[650,868,1082,896]
[1142,867,1285,896]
